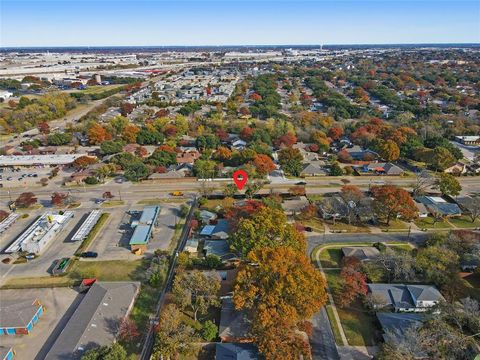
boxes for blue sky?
[1,1,479,46]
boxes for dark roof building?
[354,162,404,176]
[216,343,260,360]
[44,282,139,360]
[376,312,424,339]
[342,246,380,262]
[0,298,44,335]
[415,196,462,217]
[219,298,251,342]
[367,284,444,312]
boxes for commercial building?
[5,212,74,254]
[0,213,20,235]
[0,154,92,167]
[0,346,14,360]
[454,136,480,145]
[45,282,139,360]
[129,206,160,254]
[0,299,44,335]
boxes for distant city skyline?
[1,1,479,47]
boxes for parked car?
[295,181,307,185]
[81,251,98,258]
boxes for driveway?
[310,308,340,360]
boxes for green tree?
[172,270,220,321]
[47,132,72,146]
[124,162,150,181]
[229,207,306,257]
[278,147,303,176]
[100,140,125,155]
[436,173,462,197]
[416,246,459,286]
[201,320,218,341]
[193,159,217,179]
[429,146,456,171]
[153,304,194,359]
[81,343,127,360]
[330,162,344,176]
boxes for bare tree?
[412,170,435,196]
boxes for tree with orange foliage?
[252,154,275,176]
[234,247,327,359]
[338,149,353,163]
[378,139,400,161]
[249,92,262,101]
[215,129,229,142]
[163,124,177,138]
[88,123,111,145]
[240,127,254,141]
[122,124,140,143]
[224,199,264,230]
[38,122,50,135]
[135,146,148,158]
[72,155,97,169]
[328,126,344,141]
[274,132,297,148]
[353,87,370,103]
[213,146,232,162]
[229,207,306,257]
[371,185,418,225]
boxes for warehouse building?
[0,154,93,167]
[4,212,74,254]
[44,282,139,360]
[0,299,44,335]
[129,206,160,254]
[71,210,102,242]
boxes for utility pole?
[118,190,122,201]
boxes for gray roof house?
[318,196,349,220]
[367,284,444,312]
[342,246,380,262]
[344,145,379,161]
[216,343,259,360]
[376,312,424,340]
[282,196,309,215]
[354,163,404,176]
[45,282,139,360]
[301,161,328,176]
[415,196,462,217]
[219,298,251,342]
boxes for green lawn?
[325,304,343,344]
[73,84,124,95]
[319,248,342,268]
[448,216,480,229]
[298,217,325,232]
[327,221,371,233]
[70,259,146,281]
[415,217,453,229]
[336,299,378,346]
[100,200,125,208]
[379,219,409,231]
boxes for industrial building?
[44,282,139,360]
[0,213,20,235]
[71,210,102,241]
[5,212,74,254]
[129,206,160,254]
[0,299,44,335]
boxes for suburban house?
[415,196,462,218]
[353,162,404,176]
[454,196,480,216]
[282,196,309,216]
[367,284,444,312]
[376,313,425,341]
[184,238,199,253]
[0,299,44,335]
[199,210,218,224]
[199,219,230,239]
[318,196,349,220]
[301,161,328,177]
[460,254,480,272]
[414,201,429,218]
[215,343,260,360]
[342,246,380,262]
[44,281,140,360]
[219,298,252,342]
[344,145,379,162]
[176,149,200,165]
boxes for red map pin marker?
[233,169,248,190]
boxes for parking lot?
[0,166,71,188]
[0,287,83,360]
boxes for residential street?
[310,308,340,360]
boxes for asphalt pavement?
[310,308,340,360]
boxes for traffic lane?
[307,233,430,254]
[310,307,340,360]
